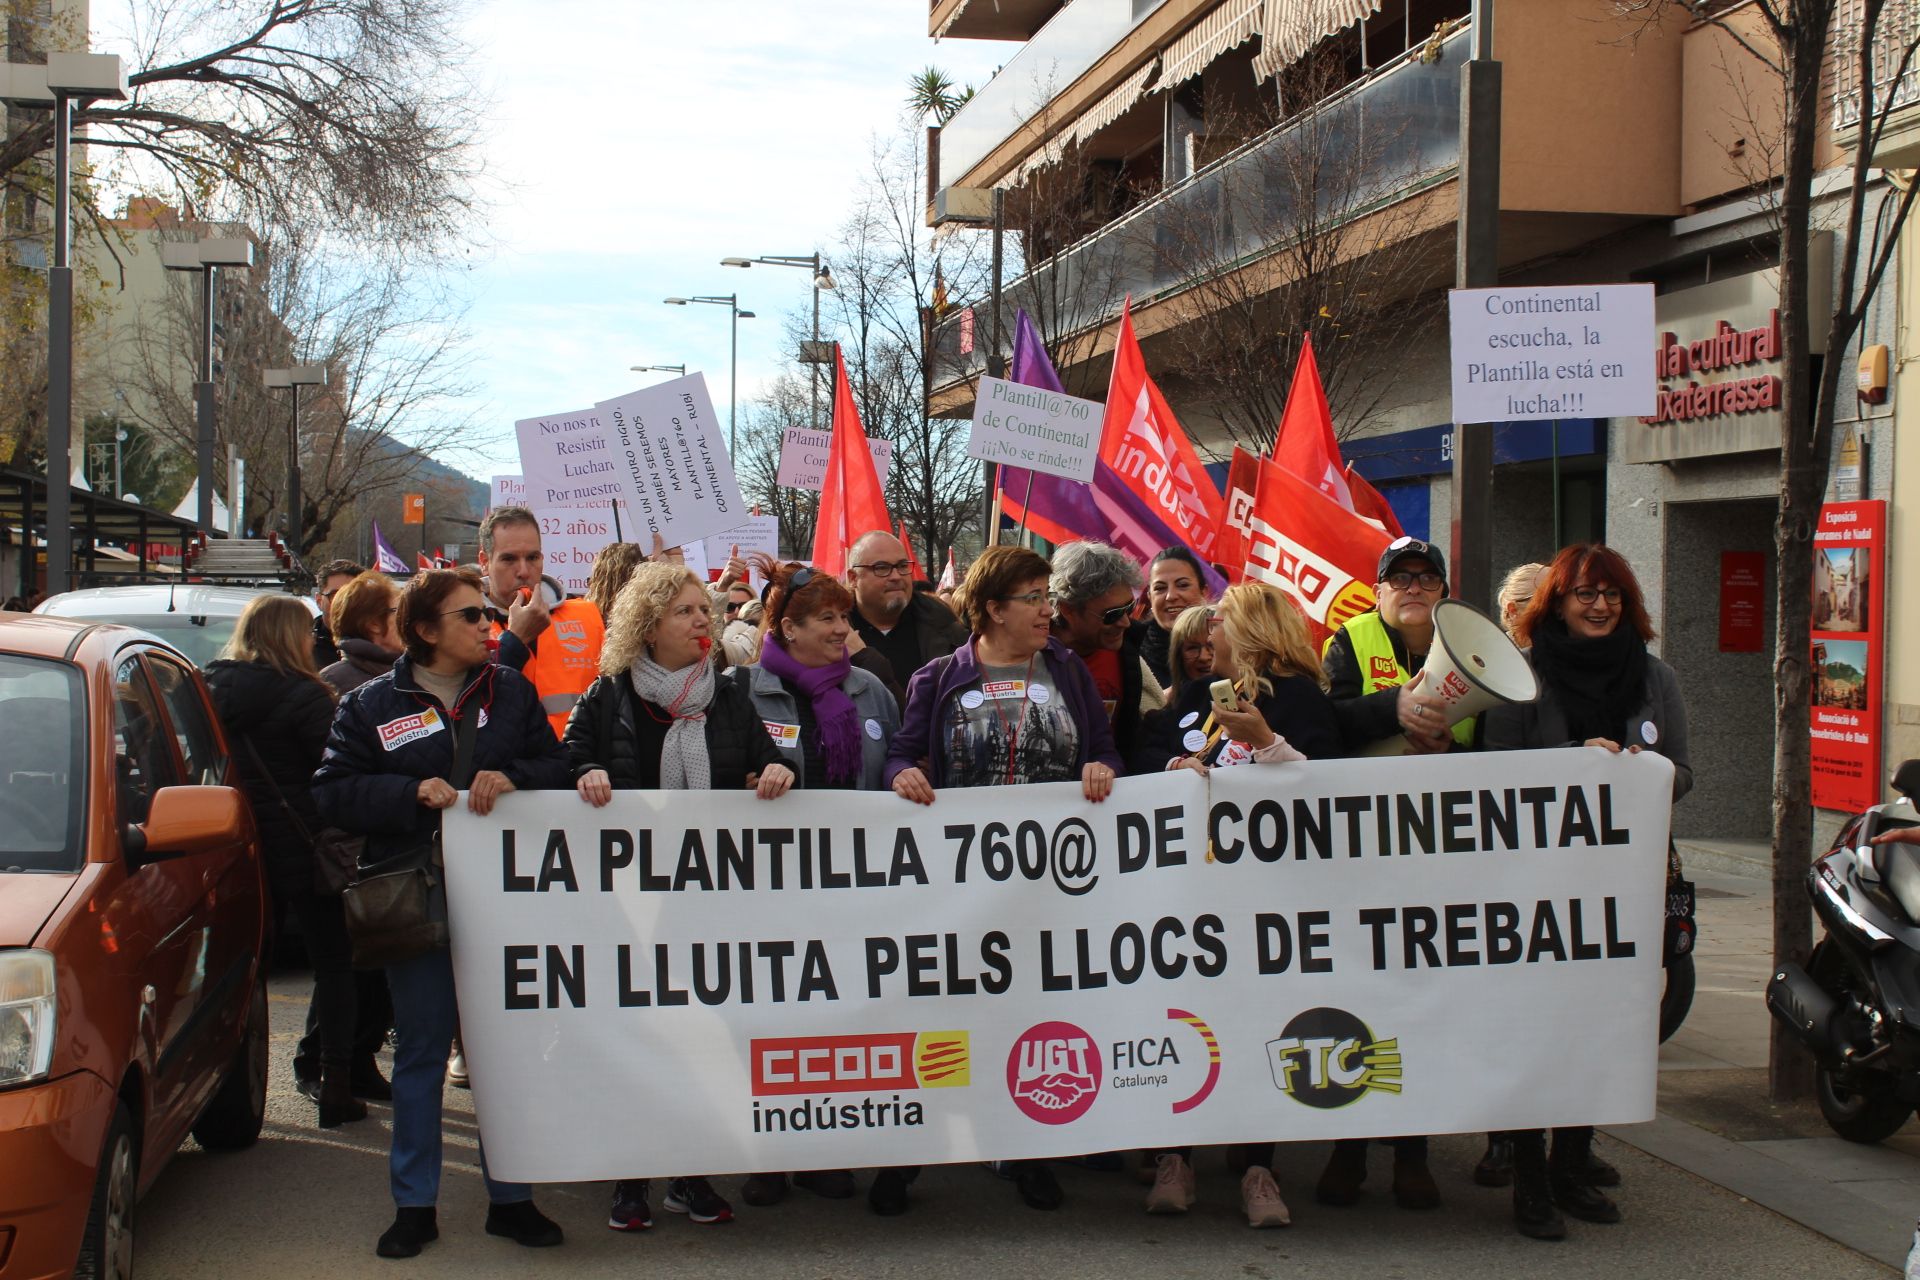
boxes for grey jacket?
[1481,652,1693,801]
[734,661,900,790]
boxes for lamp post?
[628,363,686,376]
[720,254,836,430]
[662,295,753,455]
[263,364,326,556]
[161,236,256,536]
[1,53,127,596]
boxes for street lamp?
[161,236,256,536]
[662,295,753,456]
[263,364,326,557]
[721,254,836,430]
[629,363,686,376]
[1,53,127,595]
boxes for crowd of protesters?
[207,504,1689,1258]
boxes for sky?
[440,0,1007,482]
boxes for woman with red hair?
[1483,543,1691,1241]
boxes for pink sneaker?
[1242,1166,1291,1228]
[1145,1153,1196,1214]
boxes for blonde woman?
[1164,603,1214,692]
[586,542,646,617]
[203,596,362,1129]
[1497,562,1546,637]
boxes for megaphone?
[1363,598,1539,756]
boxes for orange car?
[0,613,269,1279]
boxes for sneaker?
[447,1041,469,1090]
[664,1176,735,1224]
[1241,1166,1291,1228]
[484,1199,563,1248]
[608,1180,653,1232]
[1145,1153,1195,1214]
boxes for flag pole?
[1016,470,1036,544]
[610,498,623,542]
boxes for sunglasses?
[440,606,487,624]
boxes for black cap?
[1378,536,1447,583]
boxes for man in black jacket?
[311,559,364,668]
[845,529,968,682]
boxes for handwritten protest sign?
[967,376,1101,482]
[514,408,626,508]
[596,375,747,549]
[777,427,893,492]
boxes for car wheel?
[75,1101,136,1280]
[191,979,267,1151]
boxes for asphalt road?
[129,974,1895,1279]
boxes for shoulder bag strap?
[238,732,317,847]
[448,701,481,790]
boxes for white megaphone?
[1363,598,1539,756]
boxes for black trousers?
[287,893,385,1076]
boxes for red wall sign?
[1719,551,1765,653]
[1811,500,1886,812]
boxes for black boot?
[376,1206,438,1258]
[318,1067,368,1129]
[485,1198,564,1247]
[1510,1131,1565,1240]
[1550,1127,1620,1224]
[1473,1134,1514,1187]
[350,1056,393,1101]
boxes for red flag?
[1215,447,1261,585]
[898,520,928,582]
[811,347,893,574]
[1344,463,1406,539]
[1271,336,1353,509]
[415,551,433,571]
[937,546,956,591]
[1242,454,1390,644]
[1099,302,1225,560]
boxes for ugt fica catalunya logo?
[1266,1008,1401,1109]
[1006,1021,1101,1124]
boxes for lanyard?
[988,654,1038,785]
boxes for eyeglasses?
[853,560,913,579]
[1384,571,1446,592]
[1000,590,1048,607]
[1572,586,1624,605]
[440,606,486,624]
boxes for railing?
[1832,0,1920,132]
[931,28,1467,391]
[937,0,1165,190]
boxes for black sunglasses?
[440,605,486,624]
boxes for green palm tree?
[907,66,973,125]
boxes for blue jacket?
[312,655,569,866]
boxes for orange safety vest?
[490,598,605,740]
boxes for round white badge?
[865,718,884,741]
[1028,683,1052,705]
[1182,729,1209,753]
[1641,720,1659,746]
[961,690,985,710]
[1179,711,1200,729]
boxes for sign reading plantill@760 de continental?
[967,376,1102,483]
[1449,284,1656,423]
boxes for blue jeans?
[385,947,528,1208]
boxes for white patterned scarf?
[628,655,714,790]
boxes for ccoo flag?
[1099,302,1225,559]
[811,346,893,574]
[1241,454,1390,641]
[1271,335,1353,509]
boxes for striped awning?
[932,0,973,39]
[1251,0,1380,80]
[1001,56,1162,187]
[1154,0,1263,90]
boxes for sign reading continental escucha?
[442,752,1672,1182]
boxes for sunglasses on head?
[440,605,486,624]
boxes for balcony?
[931,0,1068,42]
[1832,0,1920,165]
[937,0,1167,191]
[931,27,1467,394]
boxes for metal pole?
[113,431,122,499]
[811,253,823,432]
[610,499,624,542]
[729,295,739,458]
[983,187,1006,546]
[196,265,217,536]
[286,384,302,555]
[1447,0,1499,610]
[45,92,73,595]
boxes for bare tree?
[736,369,821,557]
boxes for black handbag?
[342,707,478,970]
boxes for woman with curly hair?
[585,541,646,617]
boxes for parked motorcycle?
[1765,760,1920,1143]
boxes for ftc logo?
[1266,1008,1402,1110]
[1006,1021,1101,1125]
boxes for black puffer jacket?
[564,672,781,789]
[204,658,334,898]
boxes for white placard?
[776,426,893,492]
[443,749,1672,1181]
[595,375,748,549]
[1449,284,1656,422]
[514,409,626,508]
[967,376,1102,482]
[703,515,781,584]
[531,504,628,596]
[490,474,528,511]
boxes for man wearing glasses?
[846,530,967,682]
[311,558,365,668]
[1321,537,1464,757]
[1048,540,1163,765]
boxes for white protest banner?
[514,408,626,508]
[532,505,628,596]
[1449,284,1655,422]
[442,750,1671,1181]
[776,426,892,492]
[597,374,747,548]
[967,376,1101,482]
[490,474,527,511]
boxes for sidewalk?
[1600,855,1920,1270]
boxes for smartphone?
[1209,678,1238,713]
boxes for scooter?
[1765,760,1920,1143]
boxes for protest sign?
[532,505,628,595]
[443,750,1671,1181]
[967,376,1101,482]
[596,374,747,548]
[678,515,780,586]
[1449,284,1655,422]
[490,474,527,511]
[514,408,626,508]
[777,426,893,493]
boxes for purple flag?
[371,520,408,574]
[997,311,1227,592]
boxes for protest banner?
[442,750,1671,1181]
[514,407,627,508]
[490,474,528,511]
[1449,284,1656,422]
[776,427,893,492]
[532,505,627,595]
[967,376,1101,482]
[596,374,748,549]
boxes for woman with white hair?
[1048,539,1163,767]
[566,561,794,1233]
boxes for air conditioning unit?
[933,187,995,226]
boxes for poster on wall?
[1811,500,1886,812]
[1718,552,1765,653]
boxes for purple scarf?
[757,635,861,784]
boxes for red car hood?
[0,873,80,947]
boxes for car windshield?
[102,615,238,668]
[0,654,86,873]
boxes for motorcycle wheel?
[1659,952,1695,1044]
[1810,944,1914,1143]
